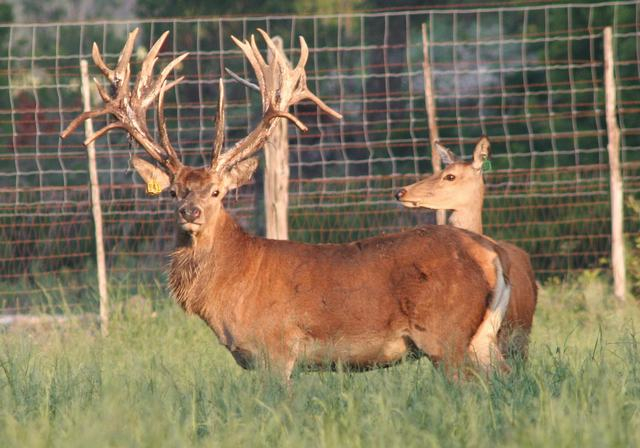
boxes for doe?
[396,138,537,358]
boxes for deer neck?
[448,188,485,235]
[168,209,252,314]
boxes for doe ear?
[131,155,171,195]
[434,141,458,166]
[223,157,259,191]
[472,136,491,171]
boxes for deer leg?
[406,330,469,377]
[498,325,531,362]
[263,336,300,384]
[265,354,297,387]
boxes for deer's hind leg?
[405,324,473,376]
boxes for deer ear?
[223,157,258,191]
[131,155,171,194]
[472,136,491,171]
[434,141,458,165]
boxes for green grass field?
[1,272,639,447]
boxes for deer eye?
[444,174,456,181]
[212,190,220,198]
[169,189,177,198]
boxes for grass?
[1,272,639,447]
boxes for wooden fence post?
[264,36,290,240]
[422,23,446,226]
[80,59,110,332]
[603,26,626,301]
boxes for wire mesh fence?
[1,1,639,313]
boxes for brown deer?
[62,29,512,380]
[395,137,537,358]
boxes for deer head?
[61,28,341,236]
[395,137,490,211]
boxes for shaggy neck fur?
[168,209,250,315]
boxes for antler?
[62,28,342,177]
[214,29,342,173]
[210,78,225,168]
[60,28,188,172]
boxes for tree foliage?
[136,0,362,18]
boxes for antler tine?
[263,32,340,120]
[140,52,189,110]
[84,122,125,146]
[161,76,184,94]
[113,28,138,88]
[294,35,309,73]
[289,35,342,121]
[93,77,112,103]
[214,30,341,173]
[249,33,269,73]
[157,80,181,162]
[60,107,109,139]
[295,88,343,120]
[60,27,186,172]
[135,31,169,102]
[256,28,286,95]
[92,43,113,81]
[211,78,225,167]
[90,28,138,84]
[230,35,267,101]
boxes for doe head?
[395,136,490,211]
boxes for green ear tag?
[482,158,493,173]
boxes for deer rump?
[171,222,508,372]
[496,241,537,351]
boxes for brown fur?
[397,140,537,358]
[497,242,537,354]
[150,166,512,379]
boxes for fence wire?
[1,1,639,311]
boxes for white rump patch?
[468,256,511,371]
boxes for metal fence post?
[79,59,110,332]
[603,26,626,301]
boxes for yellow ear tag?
[146,177,163,195]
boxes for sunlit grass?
[1,271,639,447]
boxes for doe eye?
[212,190,220,198]
[444,174,456,181]
[170,190,177,198]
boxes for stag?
[62,29,512,380]
[396,138,537,358]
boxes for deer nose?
[179,205,202,222]
[395,189,407,201]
